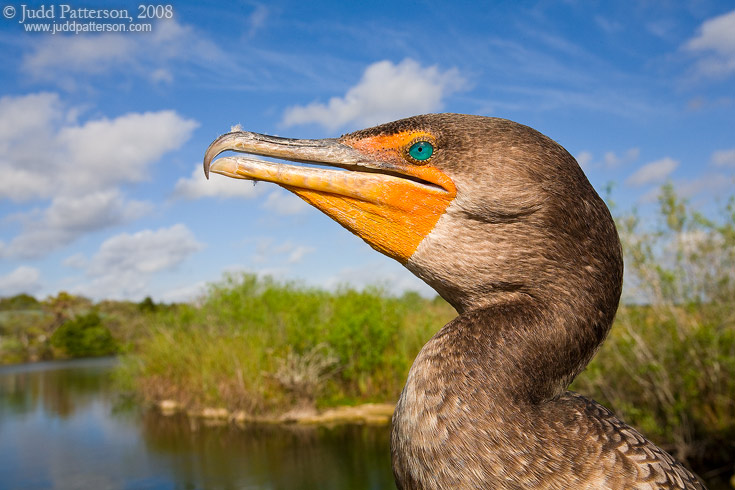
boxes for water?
[0,358,397,490]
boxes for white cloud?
[0,93,65,201]
[282,59,466,130]
[323,260,435,297]
[1,191,151,260]
[684,10,735,78]
[285,245,315,264]
[151,68,174,84]
[0,92,62,147]
[62,253,87,269]
[0,93,197,258]
[262,189,309,215]
[603,148,639,168]
[647,19,676,40]
[89,224,203,275]
[70,224,204,299]
[595,16,622,34]
[57,110,199,193]
[252,239,314,265]
[711,148,735,167]
[246,4,269,38]
[626,157,679,187]
[0,93,198,201]
[173,163,267,200]
[575,151,593,169]
[0,266,42,296]
[23,34,135,79]
[676,173,735,199]
[159,281,208,303]
[573,148,638,170]
[639,173,735,203]
[21,19,224,86]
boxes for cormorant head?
[204,113,622,315]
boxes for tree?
[50,312,118,358]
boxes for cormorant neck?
[433,258,620,403]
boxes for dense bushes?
[117,275,454,412]
[50,312,118,358]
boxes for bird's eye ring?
[406,140,434,163]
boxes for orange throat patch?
[287,130,456,264]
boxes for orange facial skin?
[294,131,455,263]
[205,129,457,264]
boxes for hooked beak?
[203,130,456,263]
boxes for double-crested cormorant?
[204,114,705,489]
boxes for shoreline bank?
[155,399,395,426]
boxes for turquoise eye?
[408,141,434,162]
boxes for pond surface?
[0,357,397,489]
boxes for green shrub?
[51,312,118,358]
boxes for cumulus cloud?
[0,93,65,201]
[67,224,204,299]
[0,93,198,201]
[285,245,314,264]
[639,173,735,204]
[282,59,466,131]
[173,163,267,200]
[626,157,679,187]
[0,93,197,257]
[0,266,42,296]
[575,151,593,169]
[576,148,639,170]
[21,19,224,86]
[676,173,735,199]
[160,281,208,303]
[252,239,314,265]
[60,111,197,192]
[711,148,735,167]
[62,253,87,269]
[684,10,735,78]
[23,35,135,79]
[1,191,151,259]
[88,225,202,275]
[603,148,640,168]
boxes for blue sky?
[0,1,733,302]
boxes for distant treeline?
[0,292,177,362]
[1,184,733,486]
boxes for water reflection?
[141,414,394,489]
[0,358,396,490]
[0,357,115,420]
